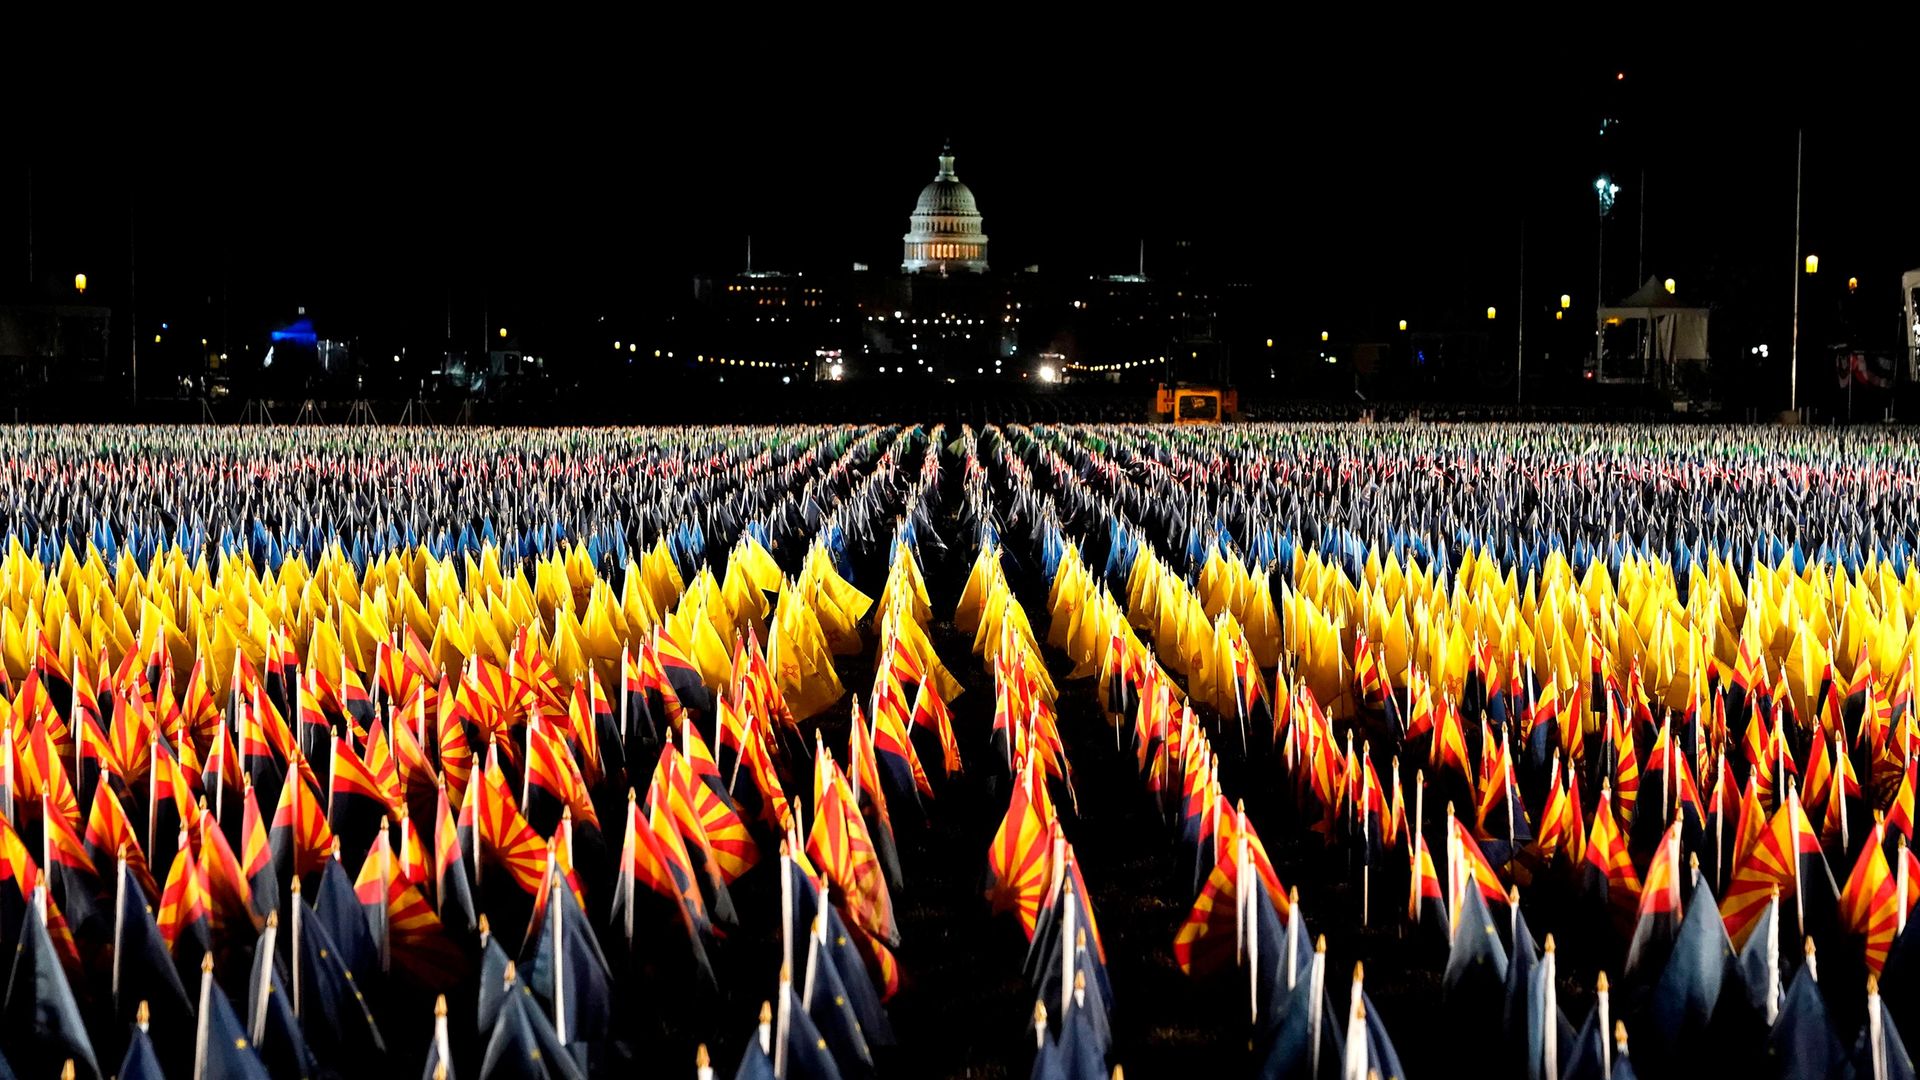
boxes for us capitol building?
[680,143,1222,385]
[900,145,989,275]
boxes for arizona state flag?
[1172,841,1242,978]
[156,833,212,965]
[1721,787,1834,948]
[85,777,159,902]
[1623,822,1685,981]
[327,734,392,866]
[436,677,474,803]
[525,713,599,832]
[1410,831,1449,938]
[1890,756,1918,843]
[808,749,898,947]
[1583,784,1643,918]
[432,778,476,940]
[239,780,279,921]
[269,758,335,885]
[353,828,467,989]
[985,757,1054,939]
[663,737,757,884]
[474,746,549,896]
[1840,822,1899,976]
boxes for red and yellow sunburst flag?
[668,732,756,884]
[84,774,157,902]
[807,744,898,946]
[1625,822,1685,979]
[361,718,406,811]
[1890,755,1919,843]
[529,808,588,919]
[391,689,440,800]
[984,752,1054,939]
[156,829,210,951]
[18,718,81,831]
[1447,814,1509,931]
[196,805,258,938]
[1429,692,1471,783]
[570,673,612,790]
[436,674,474,804]
[1173,821,1244,977]
[269,748,336,881]
[354,821,465,989]
[736,706,794,834]
[239,780,276,920]
[1610,695,1641,827]
[0,809,83,972]
[1583,784,1642,919]
[642,781,713,936]
[106,692,154,784]
[525,710,599,831]
[1721,783,1825,948]
[909,677,963,778]
[617,789,705,935]
[1840,820,1900,976]
[1214,799,1291,922]
[475,744,548,896]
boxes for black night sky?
[5,30,1914,381]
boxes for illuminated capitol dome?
[902,144,989,274]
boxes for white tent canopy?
[1596,276,1709,382]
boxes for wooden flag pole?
[291,878,304,1020]
[193,954,214,1080]
[113,845,127,1007]
[1543,935,1559,1079]
[1285,886,1301,991]
[1308,936,1327,1077]
[252,911,278,1044]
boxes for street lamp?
[1560,294,1571,309]
[1848,276,1859,293]
[1486,307,1497,320]
[498,327,508,338]
[1664,278,1676,294]
[1398,320,1408,332]
[1265,338,1273,348]
[1805,255,1819,274]
[74,273,87,295]
[1595,175,1623,377]
[1320,330,1329,342]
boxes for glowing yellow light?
[1555,311,1563,321]
[1848,276,1859,292]
[498,327,508,338]
[1486,306,1497,320]
[154,334,162,343]
[1663,278,1676,294]
[1320,331,1329,342]
[1265,338,1273,348]
[1560,293,1571,309]
[1398,320,1408,331]
[74,273,87,295]
[1805,254,1819,274]
[614,341,621,350]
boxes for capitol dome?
[903,145,989,274]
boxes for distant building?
[902,145,989,274]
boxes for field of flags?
[5,422,1920,1078]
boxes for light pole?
[1594,176,1621,378]
[1790,129,1804,417]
